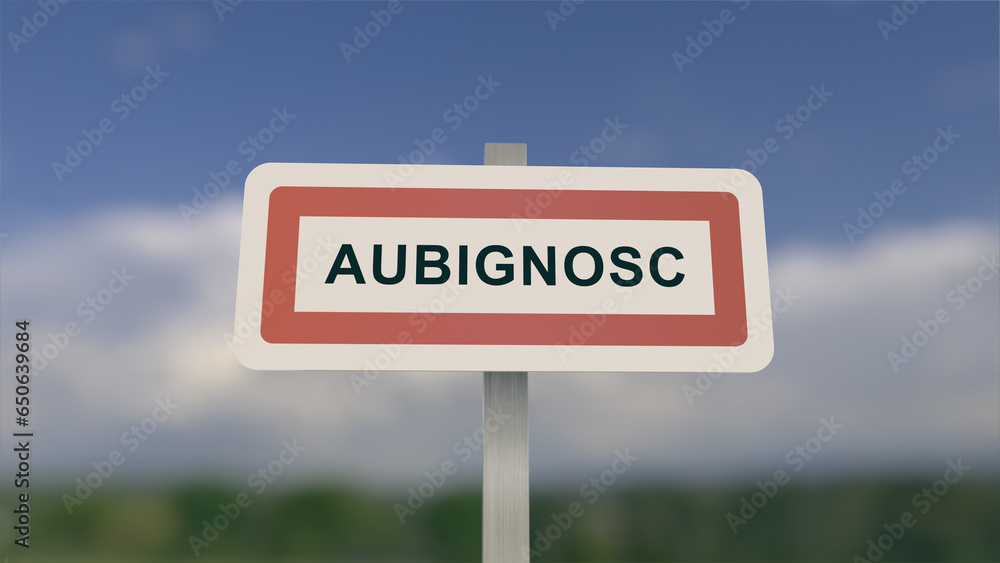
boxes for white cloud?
[1,203,996,492]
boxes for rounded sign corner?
[232,342,259,371]
[737,338,774,373]
[725,168,763,199]
[247,161,281,177]
[245,162,285,193]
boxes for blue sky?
[2,1,997,248]
[0,2,997,489]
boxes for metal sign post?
[482,143,529,563]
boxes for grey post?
[483,143,529,563]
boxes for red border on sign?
[260,187,747,347]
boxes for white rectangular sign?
[233,163,773,372]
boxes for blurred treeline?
[2,480,997,562]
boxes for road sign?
[233,162,773,372]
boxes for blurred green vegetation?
[2,480,997,561]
